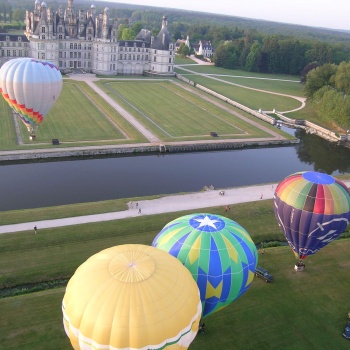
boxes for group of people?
[130,202,142,213]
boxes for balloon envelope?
[152,213,258,318]
[0,58,62,134]
[62,244,202,350]
[274,171,350,259]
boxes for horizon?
[94,0,350,32]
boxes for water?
[1,130,349,211]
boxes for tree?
[244,42,261,72]
[178,43,189,57]
[12,8,24,23]
[304,63,337,99]
[300,62,319,83]
[173,31,182,41]
[334,61,350,95]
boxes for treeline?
[213,33,350,75]
[304,62,350,130]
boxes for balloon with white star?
[152,213,258,318]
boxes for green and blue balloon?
[152,213,258,318]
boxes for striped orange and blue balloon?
[152,213,258,318]
[274,171,350,259]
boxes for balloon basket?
[29,134,36,141]
[294,263,305,272]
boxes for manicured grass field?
[176,65,300,81]
[0,97,18,149]
[0,198,349,349]
[97,80,275,141]
[213,75,305,97]
[20,81,127,144]
[175,55,198,65]
[180,74,302,112]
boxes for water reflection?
[0,129,349,211]
[295,129,350,174]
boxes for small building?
[175,35,190,51]
[193,40,213,58]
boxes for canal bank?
[0,138,299,162]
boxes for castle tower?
[102,7,109,40]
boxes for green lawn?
[20,81,127,143]
[176,65,300,81]
[0,200,349,349]
[213,75,305,97]
[97,80,278,141]
[181,75,302,112]
[0,97,18,149]
[175,55,198,65]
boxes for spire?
[161,16,167,29]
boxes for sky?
[106,0,350,31]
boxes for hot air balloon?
[273,171,350,268]
[0,57,62,139]
[62,244,202,350]
[152,213,258,318]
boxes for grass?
[97,80,279,141]
[21,82,126,143]
[175,55,198,65]
[214,75,305,97]
[180,74,302,111]
[0,98,18,148]
[0,199,349,349]
[176,65,301,81]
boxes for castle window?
[58,35,63,39]
[70,52,73,58]
[142,43,145,48]
[42,27,45,33]
[169,58,171,63]
[41,53,45,59]
[59,27,62,33]
[154,56,156,62]
[70,43,73,49]
[18,37,21,42]
[13,50,16,57]
[19,50,22,56]
[125,42,128,47]
[6,36,9,41]
[78,44,81,50]
[120,54,122,59]
[88,28,92,34]
[6,50,10,56]
[154,50,157,54]
[74,43,77,49]
[42,35,45,39]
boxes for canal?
[1,130,350,211]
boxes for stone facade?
[0,0,175,76]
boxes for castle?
[0,0,175,76]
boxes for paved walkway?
[2,180,349,234]
[0,183,278,234]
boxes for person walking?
[34,226,38,234]
[138,208,141,214]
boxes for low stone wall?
[0,139,299,162]
[274,111,349,142]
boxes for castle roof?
[152,16,171,50]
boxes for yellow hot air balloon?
[62,244,202,350]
